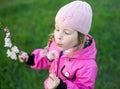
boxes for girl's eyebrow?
[55,25,59,29]
[55,24,58,27]
[64,29,69,31]
[55,24,73,32]
[64,28,73,32]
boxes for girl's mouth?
[57,43,62,47]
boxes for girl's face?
[54,23,78,51]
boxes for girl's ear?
[77,32,86,49]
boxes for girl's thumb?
[49,73,56,79]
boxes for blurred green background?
[0,0,120,89]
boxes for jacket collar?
[48,34,97,60]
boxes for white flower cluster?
[47,50,58,61]
[40,48,58,61]
[4,27,19,60]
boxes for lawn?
[0,0,120,89]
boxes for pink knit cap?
[55,0,92,35]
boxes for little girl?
[19,1,98,89]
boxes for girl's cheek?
[54,32,57,38]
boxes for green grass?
[0,0,120,89]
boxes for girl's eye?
[55,28,59,32]
[65,31,71,35]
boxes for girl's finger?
[49,73,56,79]
[47,79,54,89]
[48,75,54,81]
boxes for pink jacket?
[30,35,98,89]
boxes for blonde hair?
[47,32,54,46]
[47,32,86,49]
[77,32,86,49]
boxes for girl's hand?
[18,51,29,63]
[47,73,60,89]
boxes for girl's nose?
[57,32,63,40]
[58,36,62,40]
